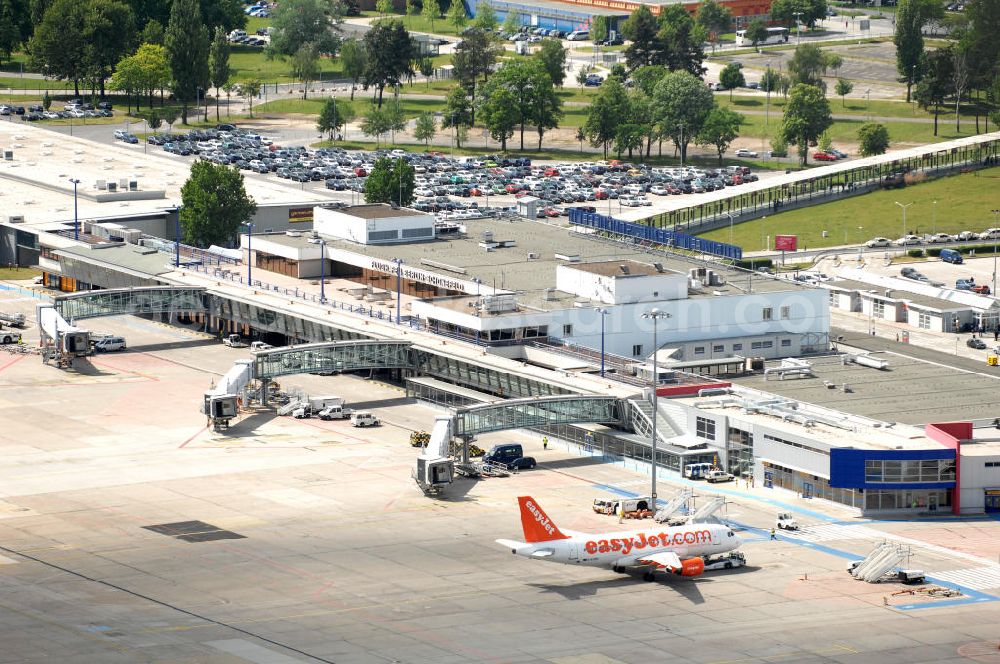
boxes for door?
[928,493,938,512]
[764,471,774,489]
[986,491,1000,513]
[567,542,579,562]
[802,482,813,499]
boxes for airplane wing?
[634,551,682,572]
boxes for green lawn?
[362,11,465,36]
[0,76,73,90]
[257,95,447,117]
[0,52,32,74]
[245,16,271,34]
[228,47,345,83]
[718,94,983,121]
[699,166,1000,251]
[0,266,41,280]
[732,110,980,147]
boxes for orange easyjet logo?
[584,530,712,555]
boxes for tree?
[317,97,354,140]
[622,5,660,70]
[413,112,437,146]
[696,106,744,165]
[818,131,832,152]
[447,0,467,30]
[364,157,415,206]
[140,18,164,44]
[29,0,90,96]
[857,122,889,156]
[529,69,563,150]
[834,77,853,107]
[590,15,609,44]
[584,76,628,157]
[221,82,236,117]
[478,59,560,151]
[161,106,179,131]
[474,0,497,31]
[478,85,517,151]
[165,0,210,124]
[109,43,171,111]
[405,0,418,17]
[291,42,321,98]
[787,43,838,91]
[421,0,440,32]
[697,0,731,52]
[209,27,231,120]
[83,0,137,97]
[501,9,519,34]
[652,70,715,163]
[419,57,434,87]
[779,83,832,165]
[760,67,781,93]
[914,47,953,136]
[894,0,943,102]
[180,161,257,248]
[442,86,472,147]
[239,78,261,118]
[375,0,393,17]
[340,38,367,100]
[0,0,28,66]
[146,110,162,130]
[631,65,666,95]
[268,0,343,57]
[745,19,769,47]
[42,91,51,111]
[452,27,501,122]
[719,62,745,100]
[534,38,567,86]
[361,104,391,146]
[770,0,829,30]
[656,5,707,77]
[362,20,413,107]
[386,100,406,143]
[951,45,970,132]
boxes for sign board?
[774,235,798,251]
[288,207,314,224]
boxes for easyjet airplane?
[496,496,743,580]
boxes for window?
[918,313,931,329]
[632,344,642,357]
[780,306,790,319]
[781,339,791,347]
[763,434,829,456]
[873,301,885,318]
[733,343,743,351]
[713,344,725,353]
[863,458,955,483]
[986,461,1000,468]
[696,416,716,440]
[751,340,773,350]
[563,324,573,336]
[829,291,837,306]
[368,230,398,241]
[762,307,773,321]
[694,346,705,355]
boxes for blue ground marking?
[592,483,999,610]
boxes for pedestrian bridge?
[54,286,208,320]
[451,395,628,438]
[252,339,415,380]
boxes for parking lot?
[2,284,1000,662]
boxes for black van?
[482,443,537,470]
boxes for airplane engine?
[678,557,705,577]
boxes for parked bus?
[735,27,789,46]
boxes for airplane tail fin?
[518,496,569,543]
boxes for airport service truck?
[0,312,26,327]
[222,334,248,348]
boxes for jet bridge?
[252,339,415,381]
[53,286,208,320]
[451,395,627,438]
[36,303,90,368]
[202,359,254,430]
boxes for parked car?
[968,338,987,349]
[894,235,921,246]
[812,152,837,161]
[734,148,758,158]
[926,233,952,243]
[706,469,734,483]
[865,237,891,248]
[482,443,537,470]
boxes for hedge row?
[908,245,995,258]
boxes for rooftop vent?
[653,262,664,273]
[619,264,630,275]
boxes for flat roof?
[0,122,337,233]
[56,243,178,277]
[337,204,428,219]
[571,259,675,278]
[728,351,1000,427]
[265,215,807,304]
[825,279,969,312]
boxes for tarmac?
[2,281,1000,663]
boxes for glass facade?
[864,459,956,483]
[726,427,754,478]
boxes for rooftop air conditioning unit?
[106,181,117,192]
[129,180,138,191]
[527,252,539,260]
[7,215,24,224]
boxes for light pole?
[393,258,403,324]
[68,178,80,240]
[765,61,771,128]
[245,222,254,284]
[794,12,803,45]
[726,212,737,244]
[596,307,609,377]
[677,122,686,166]
[175,213,182,268]
[641,308,671,508]
[895,201,912,238]
[992,209,1000,296]
[865,89,871,122]
[319,238,326,303]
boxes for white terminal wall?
[555,265,688,304]
[313,207,435,245]
[413,287,830,359]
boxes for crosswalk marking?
[930,567,1000,591]
[783,523,884,542]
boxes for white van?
[567,30,589,41]
[350,412,380,427]
[94,336,126,352]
